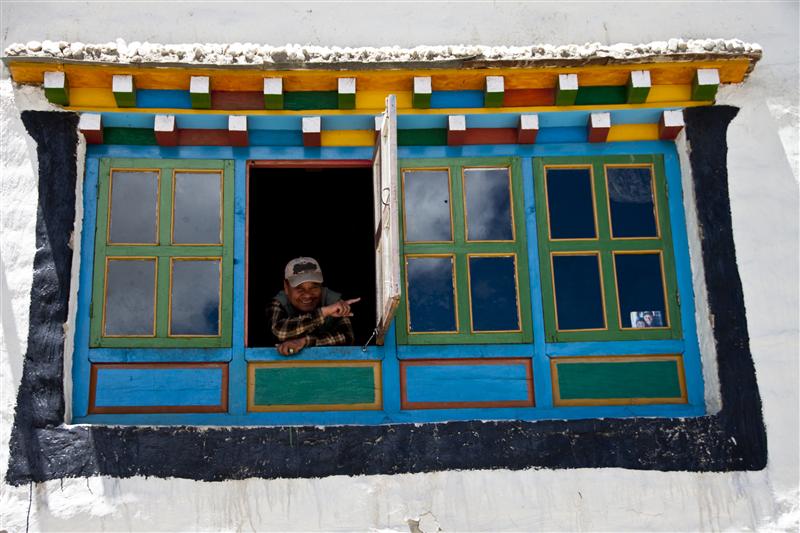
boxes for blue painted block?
[403,360,533,407]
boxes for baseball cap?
[284,257,324,287]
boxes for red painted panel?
[155,130,178,147]
[462,127,518,145]
[177,129,231,146]
[504,88,555,107]
[303,131,322,147]
[212,91,264,110]
[587,125,610,143]
[81,129,104,144]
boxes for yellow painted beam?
[320,130,375,146]
[69,87,119,108]
[356,90,413,110]
[7,58,753,91]
[647,85,692,103]
[607,123,660,142]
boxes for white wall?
[1,2,797,531]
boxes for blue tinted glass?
[607,166,658,238]
[173,171,222,244]
[552,254,605,330]
[464,168,513,241]
[407,256,457,332]
[614,253,668,328]
[469,256,519,331]
[170,259,220,335]
[546,167,596,239]
[403,170,452,242]
[109,171,158,244]
[104,259,156,336]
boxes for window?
[396,158,532,344]
[89,158,234,348]
[533,155,681,342]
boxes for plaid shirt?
[268,299,354,347]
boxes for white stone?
[590,112,611,128]
[486,75,504,93]
[696,68,721,86]
[263,77,282,95]
[112,74,133,93]
[630,70,652,88]
[520,114,539,130]
[338,77,356,94]
[190,76,210,93]
[154,114,175,132]
[228,115,247,132]
[414,76,432,94]
[448,115,466,131]
[43,71,66,89]
[662,109,685,128]
[302,116,321,133]
[78,113,101,130]
[558,73,578,90]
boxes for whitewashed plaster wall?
[1,2,797,531]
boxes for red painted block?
[228,116,249,147]
[517,114,539,144]
[587,112,611,143]
[302,117,322,147]
[658,110,685,140]
[78,113,103,144]
[154,115,178,146]
[447,115,467,145]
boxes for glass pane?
[469,256,519,331]
[406,256,457,332]
[104,259,156,336]
[615,253,668,328]
[464,168,513,241]
[108,170,158,244]
[607,166,658,238]
[546,167,596,239]
[403,170,452,242]
[552,254,605,330]
[173,171,222,244]
[170,259,220,335]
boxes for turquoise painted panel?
[405,362,530,404]
[94,367,223,406]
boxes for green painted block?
[103,127,158,145]
[691,78,719,101]
[113,91,137,108]
[264,93,284,110]
[338,92,356,110]
[44,86,70,106]
[284,91,339,110]
[398,128,448,146]
[253,366,376,406]
[575,86,627,105]
[412,93,431,109]
[484,91,504,108]
[557,360,683,400]
[555,89,578,106]
[191,92,212,109]
[626,83,651,104]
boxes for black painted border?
[6,107,767,485]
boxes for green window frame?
[534,154,682,342]
[90,158,234,348]
[396,157,532,344]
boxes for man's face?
[643,313,654,325]
[285,280,322,312]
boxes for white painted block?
[112,74,133,93]
[520,114,539,130]
[190,76,210,94]
[696,68,721,85]
[375,115,384,131]
[338,77,356,94]
[486,76,505,93]
[154,114,175,132]
[43,71,66,89]
[558,73,579,90]
[414,76,432,94]
[78,113,102,130]
[662,109,685,128]
[228,115,247,132]
[590,112,611,128]
[302,116,321,133]
[448,115,466,131]
[263,77,283,95]
[630,70,652,88]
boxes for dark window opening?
[247,165,376,347]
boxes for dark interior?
[247,166,376,347]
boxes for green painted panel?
[253,366,376,405]
[398,129,447,146]
[103,128,157,145]
[283,91,339,110]
[575,86,628,105]
[412,93,431,109]
[556,359,683,399]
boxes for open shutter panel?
[372,94,400,345]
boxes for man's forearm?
[270,306,326,341]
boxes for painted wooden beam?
[302,116,322,147]
[190,76,211,109]
[626,70,651,104]
[78,113,102,144]
[43,71,69,105]
[484,76,505,107]
[154,114,177,146]
[112,74,136,107]
[556,74,578,106]
[447,115,467,145]
[337,78,356,110]
[228,115,249,146]
[692,68,720,101]
[412,76,432,108]
[263,78,283,110]
[517,114,539,144]
[587,112,611,143]
[658,109,685,140]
